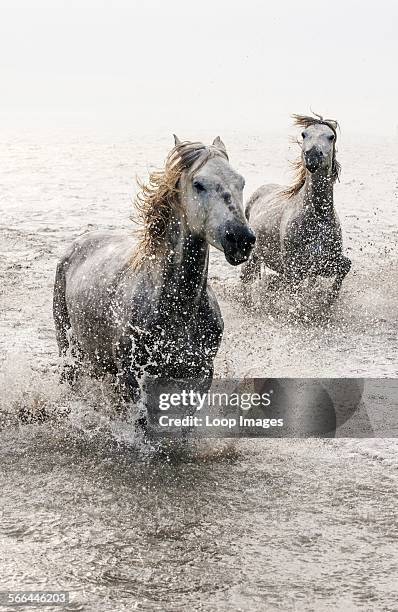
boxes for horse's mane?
[131,139,228,270]
[281,113,341,199]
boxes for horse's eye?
[328,134,335,141]
[193,181,206,193]
[301,132,306,139]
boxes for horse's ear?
[173,134,182,146]
[212,136,227,155]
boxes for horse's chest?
[157,322,204,357]
[141,310,222,379]
[291,218,340,272]
[307,230,335,259]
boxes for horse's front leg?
[280,259,304,293]
[331,256,351,297]
[280,238,306,292]
[241,251,261,284]
[114,334,149,432]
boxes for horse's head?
[300,121,337,175]
[177,136,255,265]
[280,114,341,200]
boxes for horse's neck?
[302,170,334,216]
[159,214,209,317]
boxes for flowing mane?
[281,113,341,199]
[131,139,228,269]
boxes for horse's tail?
[53,259,71,357]
[244,194,255,221]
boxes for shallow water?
[1,429,397,611]
[0,130,397,610]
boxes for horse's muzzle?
[220,222,256,265]
[305,149,323,173]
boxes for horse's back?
[245,183,287,234]
[245,183,281,220]
[61,231,134,278]
[56,231,138,368]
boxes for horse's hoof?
[240,289,254,308]
[18,402,50,424]
[60,365,79,386]
[326,288,340,306]
[135,413,149,440]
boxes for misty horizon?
[0,0,397,136]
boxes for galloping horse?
[53,136,255,408]
[241,114,351,298]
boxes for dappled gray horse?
[242,114,351,297]
[54,136,255,406]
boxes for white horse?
[53,136,255,422]
[242,114,351,298]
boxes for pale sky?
[0,0,397,134]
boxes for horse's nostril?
[307,148,322,158]
[305,149,322,172]
[224,231,236,244]
[221,223,256,265]
[247,230,256,246]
